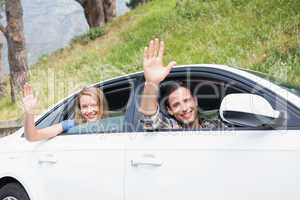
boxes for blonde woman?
[22,83,108,141]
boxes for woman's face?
[79,95,100,122]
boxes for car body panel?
[125,130,300,200]
[29,134,125,200]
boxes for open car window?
[136,69,290,132]
[34,78,135,135]
[145,67,297,131]
[156,78,245,126]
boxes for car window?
[141,75,278,131]
[33,78,135,135]
[36,97,75,129]
[154,74,297,130]
[158,78,245,118]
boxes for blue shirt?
[61,120,76,132]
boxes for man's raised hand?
[143,38,176,85]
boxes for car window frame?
[21,76,138,137]
[131,66,300,132]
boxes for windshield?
[241,69,300,97]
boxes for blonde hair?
[74,86,109,124]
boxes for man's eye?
[172,103,179,108]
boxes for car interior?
[34,79,134,135]
[156,77,245,126]
[35,70,279,135]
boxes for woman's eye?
[184,98,191,103]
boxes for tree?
[126,0,150,9]
[0,0,28,103]
[0,0,5,99]
[75,0,116,28]
[0,34,5,99]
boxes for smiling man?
[139,38,223,130]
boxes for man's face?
[167,87,198,124]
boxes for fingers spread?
[144,47,149,60]
[27,84,33,96]
[24,83,33,97]
[154,38,159,57]
[23,83,29,97]
[158,40,165,59]
[148,40,154,58]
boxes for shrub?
[72,27,105,45]
[126,0,151,9]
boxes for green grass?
[72,27,105,45]
[0,0,299,120]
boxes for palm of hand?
[144,57,169,84]
[22,83,38,114]
[143,39,175,84]
[22,95,37,113]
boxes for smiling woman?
[22,83,108,141]
[74,86,109,123]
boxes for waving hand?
[143,38,176,85]
[22,83,38,114]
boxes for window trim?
[131,67,300,132]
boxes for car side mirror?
[219,93,282,128]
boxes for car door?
[31,133,125,200]
[125,129,300,200]
[125,66,300,200]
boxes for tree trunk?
[0,0,28,103]
[75,0,116,28]
[103,0,116,23]
[0,34,5,99]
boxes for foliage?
[0,0,4,7]
[0,0,299,120]
[126,0,150,9]
[72,27,105,45]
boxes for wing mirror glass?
[219,93,283,128]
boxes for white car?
[1,64,300,200]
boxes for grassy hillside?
[0,0,299,120]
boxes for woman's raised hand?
[22,83,38,114]
[143,38,176,85]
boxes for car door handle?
[38,154,57,164]
[131,158,163,167]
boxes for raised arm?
[139,38,176,116]
[22,83,64,141]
